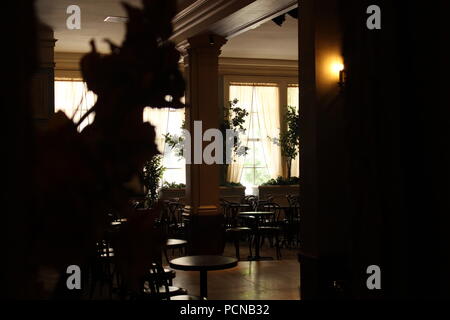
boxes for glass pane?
[229,84,279,187]
[287,86,299,110]
[55,81,97,132]
[243,143,255,166]
[248,113,261,139]
[253,143,266,167]
[240,167,255,188]
[163,168,185,185]
[254,168,271,186]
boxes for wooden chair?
[140,262,188,300]
[282,195,301,248]
[166,201,186,239]
[164,238,188,264]
[88,236,120,299]
[256,202,282,259]
[242,195,258,211]
[221,199,253,260]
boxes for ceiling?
[221,15,297,60]
[36,0,297,60]
[36,0,194,53]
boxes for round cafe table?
[169,255,238,299]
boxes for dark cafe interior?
[1,0,448,302]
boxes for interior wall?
[299,0,354,299]
[300,0,448,299]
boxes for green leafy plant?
[269,106,300,178]
[163,120,186,158]
[221,98,250,160]
[164,99,250,161]
[220,181,244,187]
[261,176,300,186]
[142,155,165,207]
[161,181,186,189]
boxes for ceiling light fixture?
[287,8,298,19]
[272,14,286,27]
[104,16,128,23]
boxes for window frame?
[224,75,298,186]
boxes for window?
[55,80,186,185]
[287,84,299,177]
[234,85,274,188]
[54,80,96,132]
[143,107,186,185]
[228,84,282,193]
[287,85,299,109]
[225,76,299,193]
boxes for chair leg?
[234,238,240,260]
[164,248,169,264]
[275,233,281,260]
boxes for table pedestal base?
[200,270,207,298]
[246,256,274,261]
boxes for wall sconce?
[331,62,346,89]
[338,69,346,89]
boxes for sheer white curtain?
[255,86,283,179]
[143,107,186,184]
[228,85,282,183]
[55,80,186,184]
[54,80,97,131]
[143,107,170,153]
[227,86,253,183]
[287,86,300,178]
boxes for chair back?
[259,202,282,226]
[286,195,300,224]
[144,262,171,298]
[220,199,241,228]
[242,195,258,211]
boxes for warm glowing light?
[331,62,344,74]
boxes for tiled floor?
[165,241,301,300]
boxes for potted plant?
[269,106,300,179]
[159,181,186,200]
[164,98,250,185]
[219,181,246,202]
[159,181,246,202]
[142,154,165,207]
[258,176,300,206]
[164,99,249,161]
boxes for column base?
[184,206,225,255]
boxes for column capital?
[177,33,227,57]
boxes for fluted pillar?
[31,24,56,129]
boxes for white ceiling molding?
[219,57,298,77]
[54,52,298,79]
[171,0,255,44]
[210,0,298,39]
[171,0,298,42]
